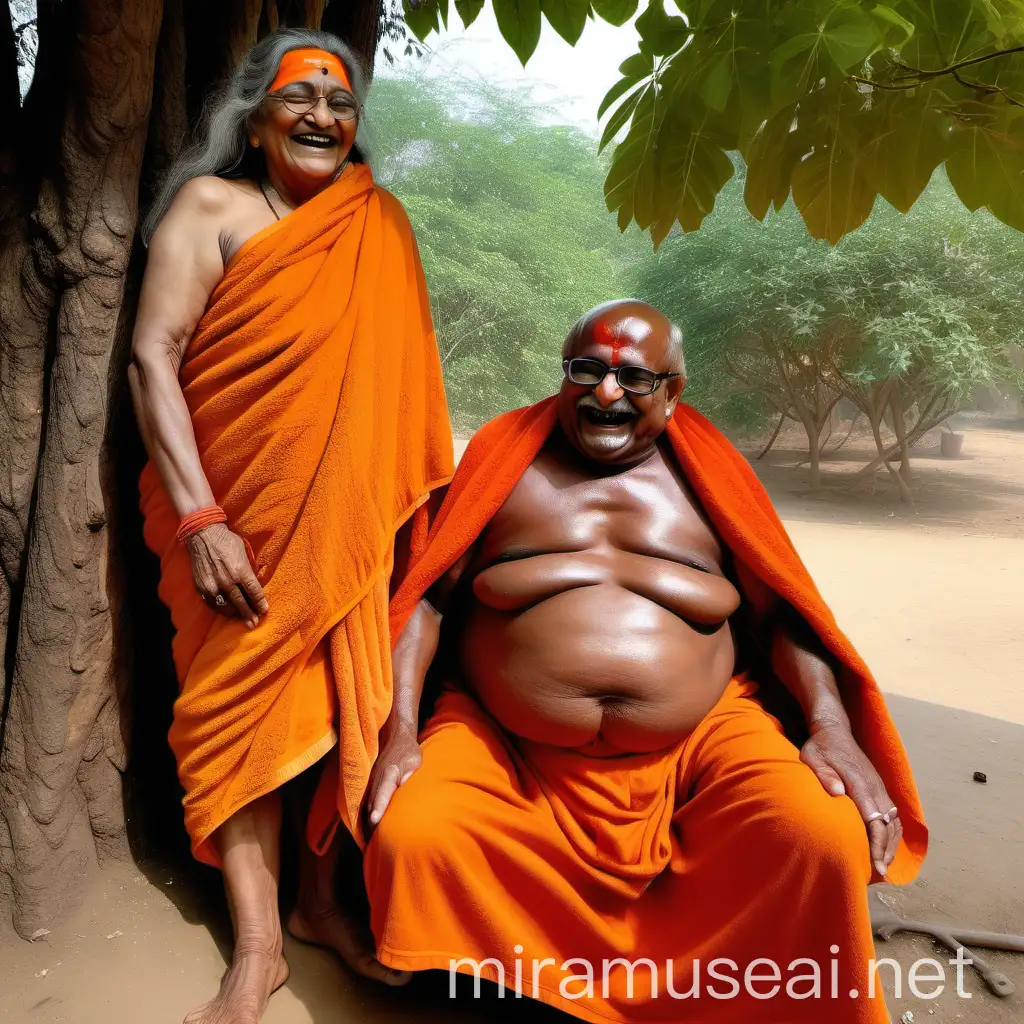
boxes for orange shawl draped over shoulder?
[140,165,453,866]
[390,397,926,884]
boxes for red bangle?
[176,505,228,544]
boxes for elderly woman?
[130,28,452,1023]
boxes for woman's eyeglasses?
[268,92,360,121]
[562,357,680,396]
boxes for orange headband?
[270,48,352,93]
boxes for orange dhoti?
[139,164,453,865]
[366,397,927,1023]
[368,678,884,1022]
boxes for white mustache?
[577,394,637,415]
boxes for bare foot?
[287,903,412,987]
[183,951,289,1024]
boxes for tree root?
[870,891,1019,997]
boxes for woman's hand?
[187,522,268,629]
[366,722,422,832]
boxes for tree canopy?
[403,0,1024,244]
[369,72,638,429]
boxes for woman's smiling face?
[251,71,359,188]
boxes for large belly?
[460,579,738,752]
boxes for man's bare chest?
[474,443,727,575]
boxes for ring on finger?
[214,594,227,607]
[865,811,885,823]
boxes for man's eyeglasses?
[267,92,360,121]
[562,357,680,397]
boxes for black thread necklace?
[259,179,284,220]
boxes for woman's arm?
[129,177,268,627]
[129,177,228,515]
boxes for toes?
[355,954,412,986]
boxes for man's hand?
[801,721,902,878]
[188,523,268,629]
[366,723,422,832]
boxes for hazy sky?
[378,7,641,136]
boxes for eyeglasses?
[267,92,360,121]
[562,357,680,396]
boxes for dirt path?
[3,424,1021,1023]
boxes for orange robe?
[366,397,927,1023]
[139,164,453,866]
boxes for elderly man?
[363,300,926,1023]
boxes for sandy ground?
[3,422,1022,1024]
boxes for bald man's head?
[563,300,685,374]
[557,299,687,466]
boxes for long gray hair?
[142,28,370,244]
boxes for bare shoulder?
[172,175,239,215]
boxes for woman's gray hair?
[142,28,370,244]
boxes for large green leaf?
[605,87,660,225]
[656,110,735,236]
[790,90,877,243]
[404,0,442,40]
[455,0,485,28]
[541,0,590,45]
[599,82,648,152]
[494,0,544,64]
[635,0,691,57]
[946,107,1024,231]
[598,71,650,121]
[619,51,655,78]
[592,0,640,27]
[743,103,802,220]
[862,94,948,213]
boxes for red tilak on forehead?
[594,320,626,366]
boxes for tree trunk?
[756,409,789,460]
[1,0,384,939]
[798,413,822,491]
[889,387,912,483]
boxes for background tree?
[632,168,1024,498]
[404,0,1024,245]
[0,0,391,941]
[369,73,638,431]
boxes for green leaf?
[821,8,883,71]
[635,0,691,57]
[541,0,590,45]
[592,0,640,27]
[871,4,915,46]
[599,82,648,152]
[619,51,654,78]
[862,95,947,213]
[494,0,544,65]
[743,103,801,220]
[605,87,659,224]
[598,72,649,121]
[455,0,485,28]
[946,108,1024,231]
[790,106,876,243]
[700,53,734,112]
[656,110,735,234]
[404,0,442,40]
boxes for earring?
[251,138,260,148]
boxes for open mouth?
[580,406,635,428]
[291,133,338,149]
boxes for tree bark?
[0,0,165,939]
[1,0,386,939]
